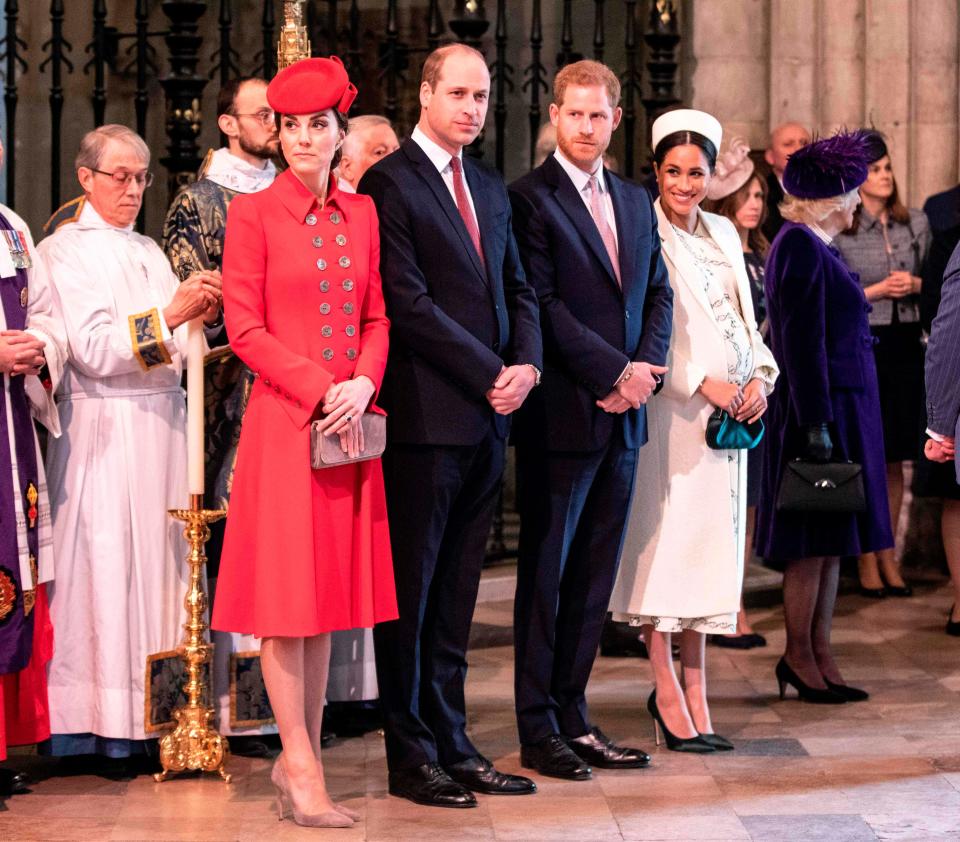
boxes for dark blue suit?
[926,241,960,482]
[359,139,542,771]
[508,155,672,744]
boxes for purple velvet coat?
[755,223,894,560]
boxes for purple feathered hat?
[782,129,871,200]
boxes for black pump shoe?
[775,658,846,704]
[946,606,960,637]
[697,732,735,751]
[858,585,886,599]
[646,691,714,753]
[823,679,869,702]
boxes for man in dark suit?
[762,121,810,242]
[924,184,960,236]
[359,44,542,808]
[925,242,960,483]
[508,60,673,780]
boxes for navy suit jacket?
[924,184,960,235]
[925,240,960,480]
[508,156,673,452]
[358,139,542,446]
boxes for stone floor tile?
[364,792,495,839]
[0,816,117,841]
[863,812,960,840]
[617,812,751,841]
[739,813,878,841]
[486,795,620,841]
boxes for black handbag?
[776,459,867,513]
[705,409,765,450]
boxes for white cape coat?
[610,202,778,623]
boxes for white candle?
[186,318,205,496]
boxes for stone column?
[820,0,865,133]
[767,0,820,134]
[688,0,769,147]
[864,0,911,194]
[908,0,958,207]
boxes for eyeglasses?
[234,110,276,126]
[91,168,154,188]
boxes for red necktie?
[450,156,485,268]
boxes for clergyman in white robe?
[39,201,199,754]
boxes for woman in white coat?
[610,110,778,751]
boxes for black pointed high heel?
[697,732,734,751]
[775,658,846,704]
[646,691,714,753]
[823,679,869,702]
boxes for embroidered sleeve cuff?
[128,308,174,372]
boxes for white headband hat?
[651,109,723,156]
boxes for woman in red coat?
[212,57,397,828]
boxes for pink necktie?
[588,175,620,286]
[450,156,485,269]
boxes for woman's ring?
[346,414,353,422]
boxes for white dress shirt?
[411,125,479,224]
[553,148,618,250]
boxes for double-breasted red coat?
[212,169,397,638]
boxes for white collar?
[805,222,834,246]
[74,199,136,235]
[412,125,463,174]
[553,148,605,194]
[336,175,357,194]
[204,147,276,194]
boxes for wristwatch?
[525,364,542,386]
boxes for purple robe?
[0,211,41,674]
[755,222,894,560]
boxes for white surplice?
[39,202,191,742]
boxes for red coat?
[212,170,397,637]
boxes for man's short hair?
[342,115,394,156]
[553,60,621,109]
[420,44,486,91]
[217,76,265,119]
[75,124,150,171]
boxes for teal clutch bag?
[705,409,765,450]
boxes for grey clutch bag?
[311,412,387,469]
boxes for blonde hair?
[779,188,860,225]
[75,124,150,171]
[553,59,621,109]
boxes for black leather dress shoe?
[388,762,477,808]
[0,768,30,797]
[567,726,651,769]
[520,734,592,780]
[446,755,536,795]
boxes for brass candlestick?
[155,494,231,783]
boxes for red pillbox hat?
[267,56,358,116]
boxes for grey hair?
[341,115,393,156]
[779,188,860,225]
[75,124,150,172]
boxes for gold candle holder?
[155,494,231,783]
